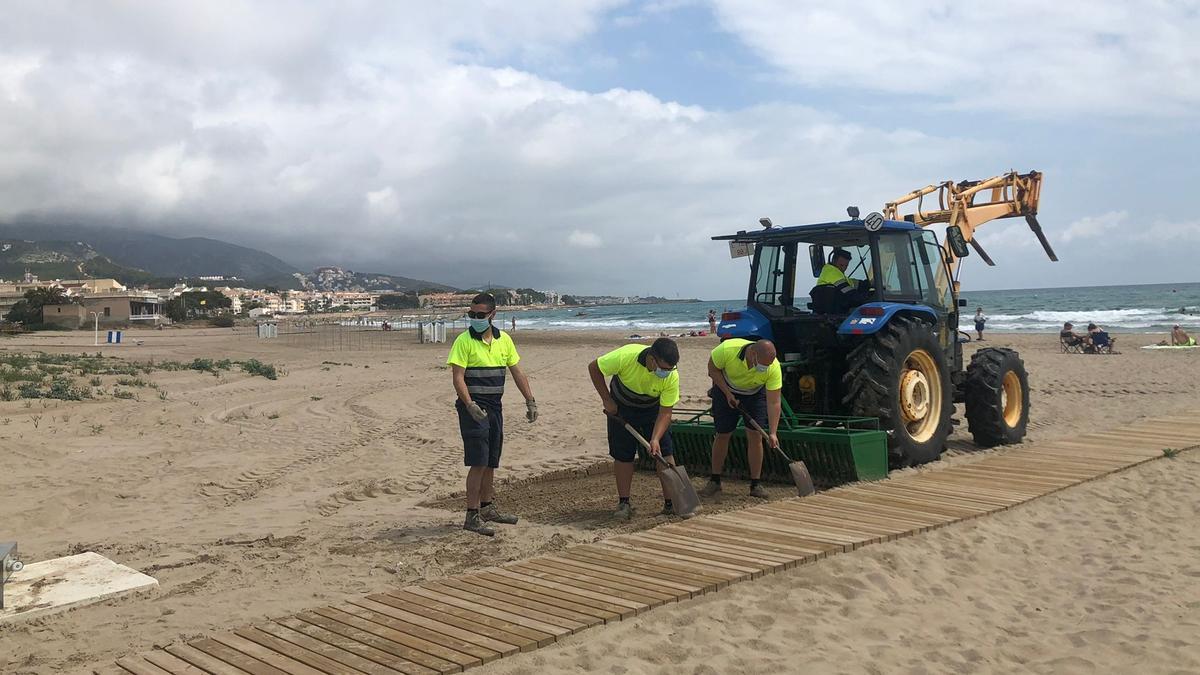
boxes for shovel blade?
[660,464,701,517]
[789,460,816,497]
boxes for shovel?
[736,404,816,497]
[610,413,701,518]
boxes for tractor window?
[844,245,872,284]
[877,233,922,300]
[919,230,954,309]
[752,244,788,307]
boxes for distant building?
[41,291,165,328]
[419,292,478,308]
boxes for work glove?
[466,401,488,423]
[526,399,538,423]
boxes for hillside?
[0,224,299,288]
[298,267,458,293]
[0,239,162,285]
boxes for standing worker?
[587,338,682,519]
[974,307,987,341]
[447,293,538,536]
[700,339,782,499]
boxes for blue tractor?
[712,173,1056,466]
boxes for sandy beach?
[1,327,1198,673]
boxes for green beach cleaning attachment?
[647,399,888,488]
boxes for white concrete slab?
[0,552,158,624]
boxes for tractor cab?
[715,216,961,358]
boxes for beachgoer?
[1060,322,1084,348]
[510,316,516,331]
[587,338,682,520]
[974,307,987,341]
[700,338,782,500]
[1085,322,1116,352]
[707,309,718,334]
[447,292,537,536]
[1172,325,1195,346]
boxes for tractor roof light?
[759,217,773,229]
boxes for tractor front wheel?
[843,316,953,467]
[964,347,1030,447]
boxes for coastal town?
[0,267,694,330]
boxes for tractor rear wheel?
[964,347,1030,447]
[843,315,953,467]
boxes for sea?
[495,282,1200,334]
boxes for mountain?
[0,223,299,288]
[0,239,162,286]
[299,267,458,294]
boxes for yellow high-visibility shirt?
[711,338,782,395]
[597,344,679,407]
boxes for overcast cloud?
[1,1,1197,296]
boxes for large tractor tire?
[964,347,1030,447]
[843,315,954,467]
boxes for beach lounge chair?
[1060,333,1084,353]
[1084,331,1117,354]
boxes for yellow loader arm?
[883,170,1057,275]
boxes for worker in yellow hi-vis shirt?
[447,292,537,537]
[700,338,782,499]
[587,338,683,520]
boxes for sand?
[0,327,1197,673]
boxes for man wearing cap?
[700,339,782,499]
[447,292,537,536]
[587,338,683,520]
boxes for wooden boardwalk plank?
[231,626,366,675]
[275,616,437,675]
[312,607,480,669]
[165,643,257,675]
[348,597,521,659]
[207,634,328,675]
[141,650,215,675]
[254,623,405,675]
[375,589,552,649]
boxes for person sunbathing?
[1085,323,1115,352]
[1172,325,1196,346]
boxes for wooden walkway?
[100,415,1200,674]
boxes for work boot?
[660,501,674,516]
[613,502,633,521]
[480,503,518,525]
[463,511,495,537]
[749,483,769,499]
[699,479,722,498]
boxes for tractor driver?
[813,248,871,312]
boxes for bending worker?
[447,292,538,536]
[588,338,682,520]
[700,339,782,499]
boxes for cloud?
[709,0,1200,116]
[0,1,993,297]
[567,230,603,248]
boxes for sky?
[1,0,1198,297]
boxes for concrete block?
[0,552,158,624]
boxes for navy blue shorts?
[456,398,503,468]
[710,387,767,434]
[607,405,674,463]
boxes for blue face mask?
[754,364,770,373]
[470,318,492,333]
[654,368,671,379]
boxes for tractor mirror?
[946,226,970,258]
[808,245,824,277]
